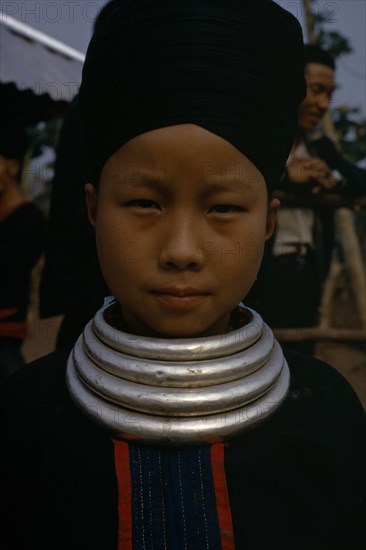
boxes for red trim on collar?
[211,444,236,549]
[113,439,133,550]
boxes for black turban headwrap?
[79,0,306,190]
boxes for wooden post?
[335,209,366,327]
[303,0,317,43]
[319,256,342,329]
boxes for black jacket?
[2,347,365,549]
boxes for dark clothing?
[2,346,365,549]
[0,202,45,382]
[250,249,319,328]
[248,249,319,355]
[0,338,24,382]
[0,201,45,329]
[0,201,44,382]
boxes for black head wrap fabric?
[79,0,306,189]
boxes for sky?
[1,0,365,116]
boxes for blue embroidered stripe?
[129,443,222,549]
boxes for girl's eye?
[209,204,242,214]
[128,199,160,209]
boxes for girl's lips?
[152,287,209,297]
[151,289,210,309]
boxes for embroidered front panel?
[114,440,235,549]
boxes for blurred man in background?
[249,44,365,353]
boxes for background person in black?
[0,122,45,382]
[247,44,366,354]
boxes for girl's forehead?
[101,124,265,191]
[107,124,261,168]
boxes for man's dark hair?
[304,44,336,70]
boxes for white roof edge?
[0,12,85,63]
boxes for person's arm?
[309,136,366,198]
[278,155,337,194]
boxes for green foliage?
[312,13,353,58]
[21,118,62,202]
[25,117,62,160]
[331,106,366,164]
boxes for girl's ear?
[265,197,280,240]
[85,183,98,226]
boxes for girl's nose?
[159,215,205,271]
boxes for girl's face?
[86,124,278,338]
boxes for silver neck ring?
[66,301,290,445]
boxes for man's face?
[86,124,278,338]
[297,62,336,132]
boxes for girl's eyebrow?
[200,180,257,198]
[116,167,168,192]
[116,166,257,194]
[123,178,167,192]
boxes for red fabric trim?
[0,322,26,339]
[113,439,133,550]
[0,308,19,320]
[211,444,236,549]
[0,309,26,339]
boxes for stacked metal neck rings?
[66,301,290,445]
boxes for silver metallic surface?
[92,304,264,360]
[66,362,290,445]
[73,338,283,416]
[66,301,290,444]
[82,319,275,388]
